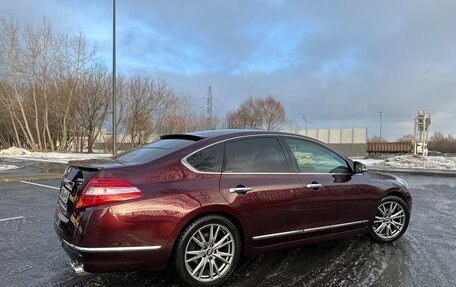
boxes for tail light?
[76,178,143,209]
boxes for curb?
[0,173,63,183]
[368,167,456,177]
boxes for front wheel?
[175,215,241,286]
[369,195,410,243]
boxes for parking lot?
[1,174,455,287]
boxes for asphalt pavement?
[0,158,65,183]
[0,175,455,287]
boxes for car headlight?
[395,176,409,190]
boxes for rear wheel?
[175,215,241,286]
[369,195,410,243]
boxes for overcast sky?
[2,0,456,139]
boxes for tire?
[368,195,410,243]
[175,215,241,286]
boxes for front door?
[218,136,304,246]
[281,137,377,236]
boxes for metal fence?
[295,128,368,157]
[367,142,412,153]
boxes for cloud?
[2,0,456,139]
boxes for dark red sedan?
[54,130,412,286]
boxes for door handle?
[306,183,323,190]
[229,187,253,193]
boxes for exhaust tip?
[70,260,88,275]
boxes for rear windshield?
[112,139,195,164]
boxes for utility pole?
[205,86,213,129]
[112,0,117,154]
[206,86,213,120]
[302,116,307,130]
[379,112,383,141]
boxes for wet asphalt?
[0,174,455,287]
[0,158,66,179]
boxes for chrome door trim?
[304,220,368,233]
[252,230,303,240]
[62,239,162,253]
[252,220,368,241]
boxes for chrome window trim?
[181,133,354,175]
[181,158,221,175]
[181,134,282,174]
[252,220,368,241]
[62,239,162,253]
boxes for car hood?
[364,170,397,181]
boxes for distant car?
[54,130,412,286]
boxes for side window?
[284,138,350,174]
[224,137,289,173]
[186,143,224,172]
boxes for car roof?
[160,129,291,141]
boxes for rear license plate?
[59,186,70,205]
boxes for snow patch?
[383,155,456,170]
[0,147,32,156]
[0,149,111,164]
[354,155,456,170]
[0,164,20,171]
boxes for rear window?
[112,139,194,164]
[185,143,225,172]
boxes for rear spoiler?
[67,158,126,170]
[160,134,204,141]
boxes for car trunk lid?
[58,164,99,221]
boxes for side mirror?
[353,161,367,174]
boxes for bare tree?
[74,64,111,153]
[57,32,97,151]
[428,132,456,153]
[0,17,103,152]
[121,77,177,147]
[397,134,414,143]
[260,96,286,130]
[0,16,225,152]
[0,17,37,150]
[226,96,286,131]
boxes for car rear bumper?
[54,205,172,273]
[59,238,168,273]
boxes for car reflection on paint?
[54,130,412,286]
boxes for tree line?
[427,132,456,154]
[0,18,288,153]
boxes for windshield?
[112,139,195,164]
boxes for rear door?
[281,137,377,236]
[219,136,305,246]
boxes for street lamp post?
[379,112,383,141]
[112,0,117,154]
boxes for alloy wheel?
[184,223,235,282]
[373,201,406,240]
